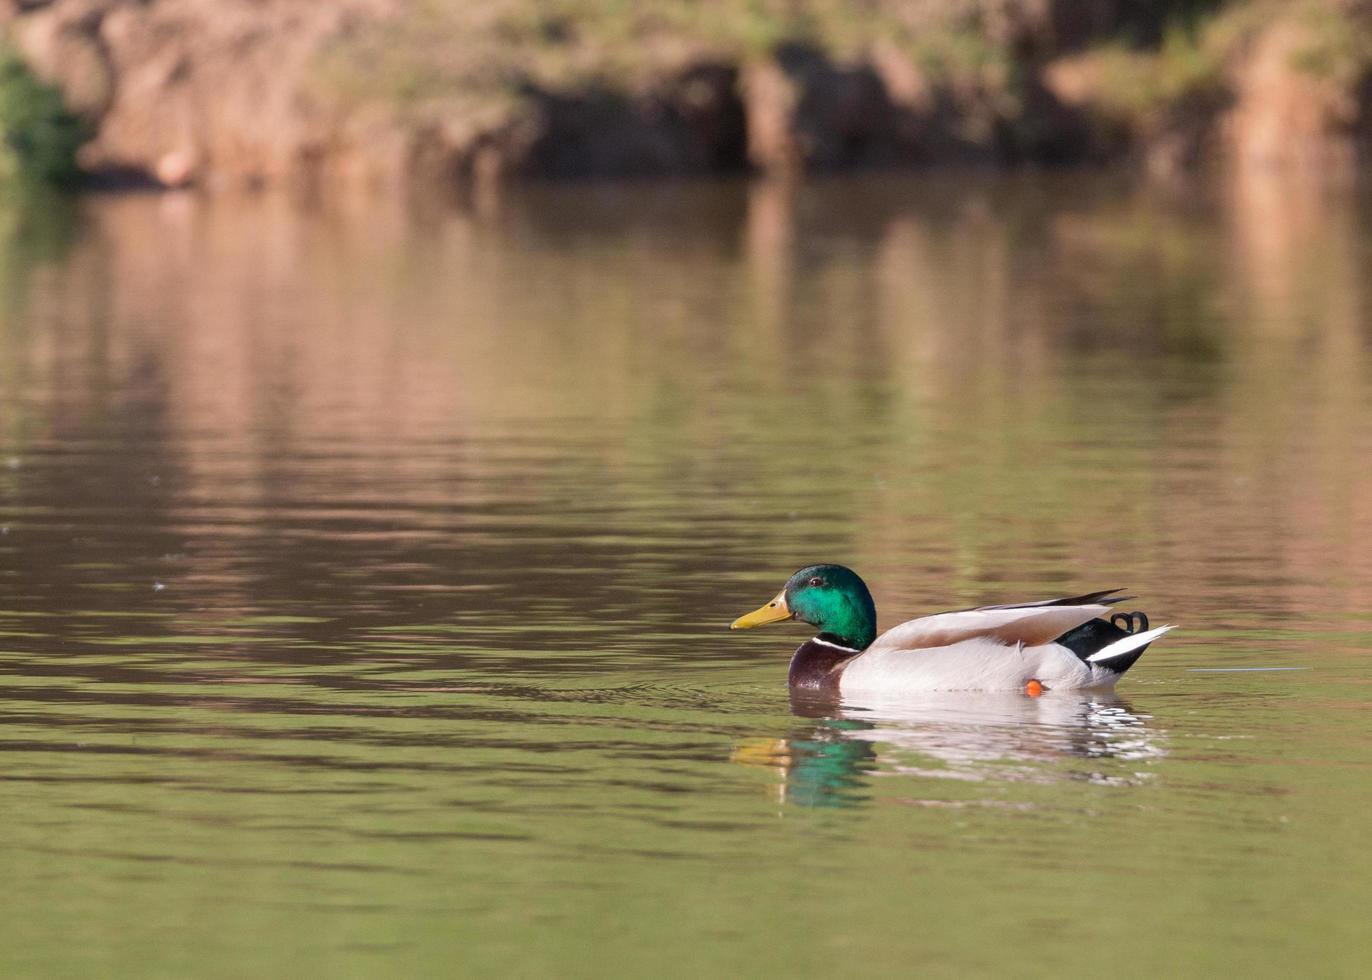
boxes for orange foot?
[1024,678,1045,697]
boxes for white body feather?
[837,605,1173,694]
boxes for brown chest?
[788,639,860,691]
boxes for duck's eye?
[807,577,824,587]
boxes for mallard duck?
[730,564,1172,695]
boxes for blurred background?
[3,0,1372,188]
[2,2,1372,979]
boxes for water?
[1,172,1371,977]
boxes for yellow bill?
[730,591,792,630]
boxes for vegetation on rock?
[312,0,1372,178]
[0,46,86,185]
[4,0,1372,187]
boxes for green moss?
[910,28,1015,94]
[308,0,1371,169]
[1287,3,1372,85]
[1083,19,1227,129]
[1083,0,1372,133]
[313,0,988,107]
[0,47,87,185]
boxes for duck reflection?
[732,716,881,808]
[733,690,1164,808]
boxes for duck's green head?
[730,564,877,650]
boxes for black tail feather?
[1056,612,1154,675]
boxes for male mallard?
[730,564,1172,695]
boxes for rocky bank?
[3,0,1371,190]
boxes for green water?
[1,173,1371,977]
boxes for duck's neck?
[819,627,872,649]
[812,602,876,651]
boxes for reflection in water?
[832,691,1164,782]
[732,718,880,808]
[737,690,1164,807]
[2,172,1372,977]
[3,170,1368,640]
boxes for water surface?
[1,173,1371,977]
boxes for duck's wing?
[957,588,1132,612]
[865,602,1111,655]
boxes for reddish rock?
[4,0,1370,188]
[744,44,907,173]
[1222,19,1362,174]
[4,0,399,187]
